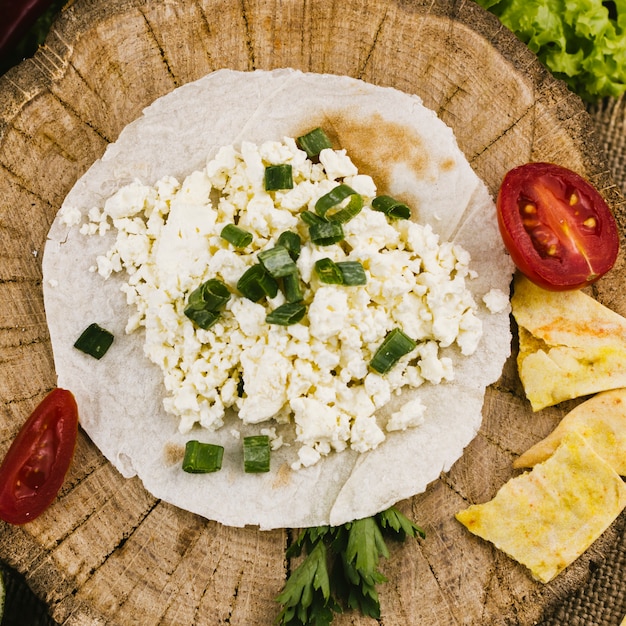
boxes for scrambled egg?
[78,137,484,469]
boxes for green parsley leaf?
[377,507,426,540]
[275,507,425,625]
[275,541,340,626]
[344,517,389,587]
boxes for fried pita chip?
[514,388,626,475]
[456,431,626,583]
[511,275,626,411]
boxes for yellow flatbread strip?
[514,388,626,475]
[511,275,626,411]
[456,432,626,583]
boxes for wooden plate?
[1,0,624,623]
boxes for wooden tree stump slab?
[1,0,625,624]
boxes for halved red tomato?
[0,388,78,525]
[496,162,619,291]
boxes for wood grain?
[1,0,624,624]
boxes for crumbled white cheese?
[318,148,358,180]
[260,427,284,450]
[83,137,486,469]
[386,398,426,432]
[483,288,510,314]
[350,415,385,453]
[60,205,82,227]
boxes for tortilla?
[42,69,514,529]
[514,388,626,475]
[456,432,626,583]
[512,274,626,411]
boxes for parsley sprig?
[275,507,425,625]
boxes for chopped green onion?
[243,435,271,473]
[297,127,333,158]
[221,223,253,248]
[313,259,367,285]
[237,264,279,302]
[266,302,307,325]
[300,210,325,226]
[276,231,302,260]
[186,278,230,311]
[315,184,363,223]
[372,195,411,220]
[308,220,344,246]
[265,164,294,190]
[258,245,298,278]
[74,323,114,359]
[184,279,231,329]
[282,272,304,302]
[314,258,344,284]
[370,328,417,374]
[184,308,221,330]
[182,440,224,473]
[336,261,367,285]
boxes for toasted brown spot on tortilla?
[440,157,456,172]
[164,443,185,466]
[334,112,429,191]
[272,462,293,489]
[295,110,431,204]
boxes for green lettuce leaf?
[476,0,626,100]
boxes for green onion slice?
[220,223,253,248]
[184,279,231,329]
[337,261,367,285]
[371,195,411,220]
[370,328,417,374]
[237,264,279,302]
[308,220,344,246]
[74,323,114,359]
[282,272,304,303]
[182,440,224,473]
[300,210,325,226]
[314,258,344,284]
[276,231,302,260]
[243,435,271,473]
[296,127,333,158]
[265,164,294,191]
[184,308,221,330]
[186,278,230,311]
[315,184,363,223]
[258,245,298,278]
[266,302,306,325]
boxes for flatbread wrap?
[42,69,514,529]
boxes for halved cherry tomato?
[496,162,619,291]
[0,388,78,525]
